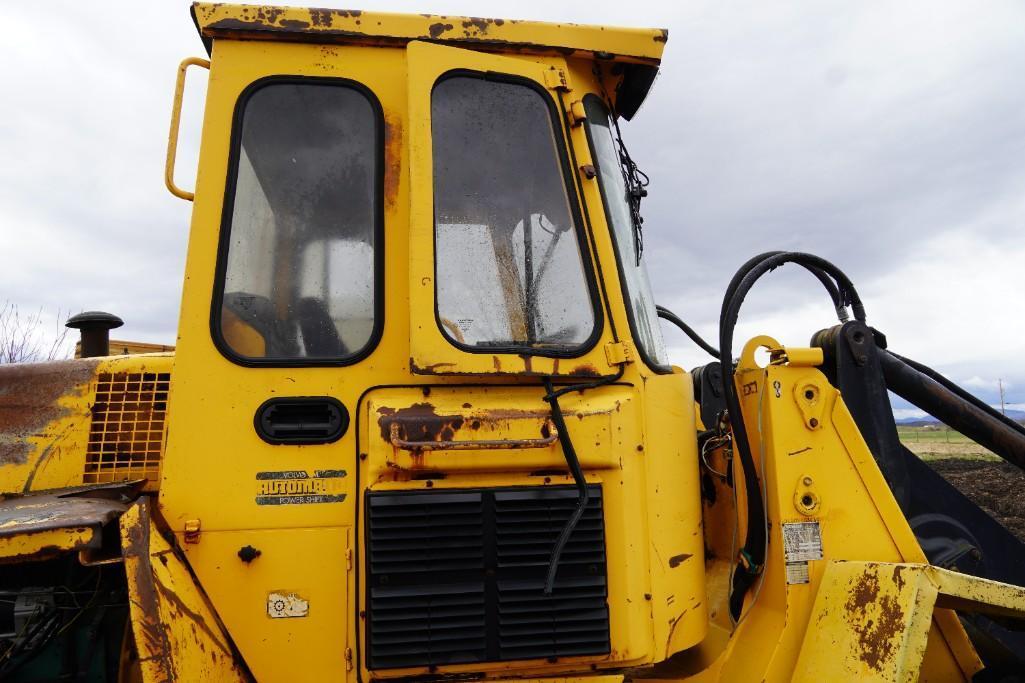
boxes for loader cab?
[159,5,705,681]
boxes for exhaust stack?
[65,311,123,358]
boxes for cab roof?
[192,3,667,63]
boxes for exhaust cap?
[66,311,124,358]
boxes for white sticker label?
[786,561,810,584]
[782,521,823,562]
[267,592,309,619]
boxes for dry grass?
[898,425,1000,461]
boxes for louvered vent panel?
[367,491,487,669]
[494,488,609,660]
[84,372,170,485]
[366,486,609,670]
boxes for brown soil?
[928,458,1025,542]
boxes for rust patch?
[409,358,457,375]
[383,115,402,210]
[520,354,533,374]
[428,22,453,39]
[569,364,600,377]
[309,9,333,26]
[668,552,693,568]
[153,573,231,657]
[844,571,907,671]
[462,18,491,36]
[654,28,669,43]
[892,565,906,591]
[122,500,176,681]
[0,542,69,565]
[0,358,98,465]
[378,402,464,446]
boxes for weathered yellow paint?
[120,498,247,682]
[794,561,1025,681]
[0,525,96,562]
[2,4,1023,682]
[0,353,174,495]
[166,56,210,200]
[672,337,982,681]
[191,3,668,64]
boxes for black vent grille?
[366,486,608,670]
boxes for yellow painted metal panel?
[120,499,247,682]
[795,561,1025,682]
[640,371,708,659]
[0,525,96,563]
[192,3,667,64]
[179,527,352,683]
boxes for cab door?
[406,41,613,377]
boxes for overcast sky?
[2,2,1023,414]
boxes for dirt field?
[925,458,1025,541]
[899,427,1025,541]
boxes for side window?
[216,80,380,363]
[432,75,599,352]
[583,96,669,368]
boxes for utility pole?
[999,378,1006,416]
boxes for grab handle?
[389,418,559,451]
[165,57,210,201]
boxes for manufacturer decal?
[255,469,347,505]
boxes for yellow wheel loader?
[1,4,1024,681]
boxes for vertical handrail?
[165,57,210,201]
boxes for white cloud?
[1,0,1023,396]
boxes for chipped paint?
[0,358,97,465]
[191,3,667,65]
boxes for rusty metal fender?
[0,480,144,563]
[120,498,250,682]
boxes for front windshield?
[583,96,669,367]
[431,75,598,351]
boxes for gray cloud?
[1,1,1022,408]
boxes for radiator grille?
[366,486,609,670]
[84,372,169,485]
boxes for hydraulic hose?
[720,251,857,324]
[540,365,625,595]
[656,305,720,359]
[720,251,866,619]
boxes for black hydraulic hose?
[888,351,1025,439]
[656,305,720,359]
[542,376,591,595]
[879,351,1025,471]
[720,251,856,324]
[539,366,623,595]
[720,251,866,619]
